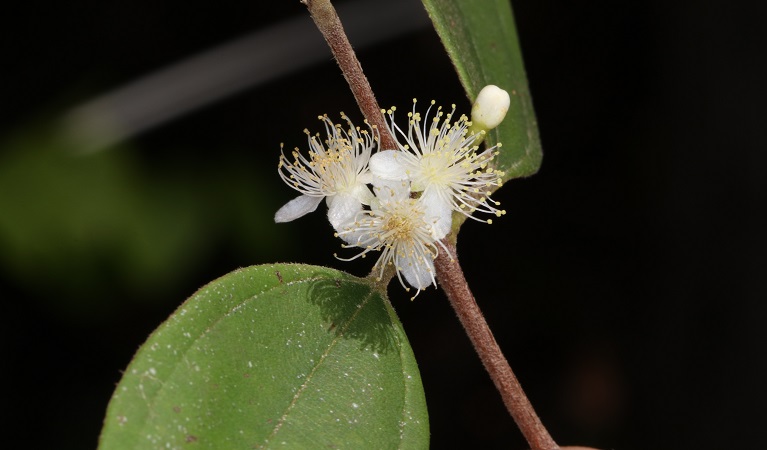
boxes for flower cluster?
[275,85,511,296]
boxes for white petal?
[420,188,453,239]
[356,170,374,185]
[350,183,375,206]
[369,150,409,180]
[327,192,363,230]
[401,256,436,290]
[371,177,410,201]
[274,194,323,223]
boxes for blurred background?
[2,0,765,448]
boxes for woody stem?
[434,240,559,450]
[303,1,559,449]
[302,0,397,150]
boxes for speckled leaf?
[421,0,542,180]
[99,264,428,449]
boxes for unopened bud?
[470,85,510,134]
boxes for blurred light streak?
[61,0,429,154]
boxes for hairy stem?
[302,0,397,150]
[434,240,559,450]
[303,1,558,448]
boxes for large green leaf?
[100,264,428,449]
[421,0,542,180]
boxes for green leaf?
[421,0,542,180]
[99,264,429,449]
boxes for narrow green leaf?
[100,264,428,449]
[421,0,542,180]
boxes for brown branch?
[434,240,559,450]
[302,0,397,150]
[303,2,564,449]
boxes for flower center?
[414,150,452,190]
[308,140,356,191]
[383,212,416,242]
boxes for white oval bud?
[470,85,511,132]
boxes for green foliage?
[97,2,542,447]
[0,126,282,314]
[99,264,429,449]
[420,0,542,180]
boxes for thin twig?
[302,0,397,150]
[434,241,559,450]
[303,1,560,448]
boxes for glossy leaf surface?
[100,264,428,449]
[421,0,542,180]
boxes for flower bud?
[470,85,510,133]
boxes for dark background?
[2,1,765,449]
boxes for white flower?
[274,93,510,296]
[370,100,506,224]
[275,113,376,229]
[335,183,448,295]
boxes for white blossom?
[274,89,510,296]
[370,99,506,224]
[275,113,376,229]
[335,183,448,295]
